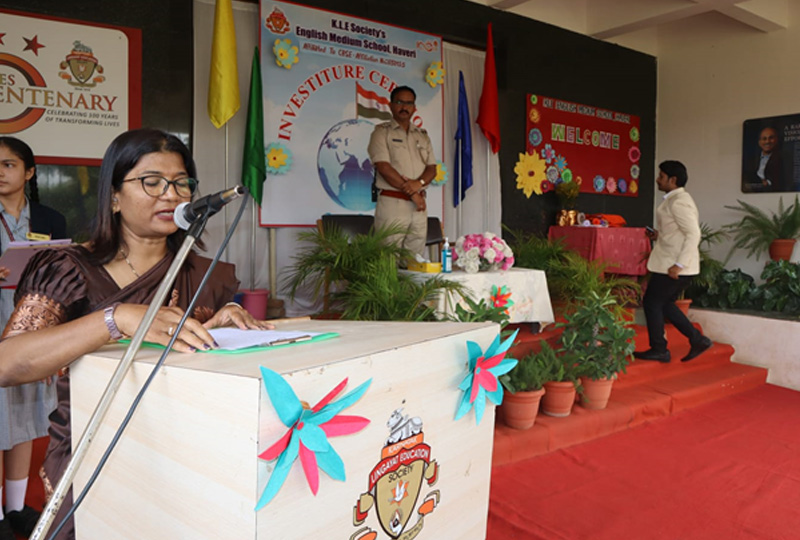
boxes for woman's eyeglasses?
[121,175,199,198]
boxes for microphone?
[174,185,246,230]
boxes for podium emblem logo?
[351,407,440,540]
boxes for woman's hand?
[0,266,10,280]
[113,304,216,353]
[202,303,274,331]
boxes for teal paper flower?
[425,61,445,88]
[265,142,292,174]
[256,367,371,509]
[273,38,299,69]
[555,155,568,171]
[432,161,448,185]
[455,330,519,425]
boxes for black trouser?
[643,272,702,352]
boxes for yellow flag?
[208,0,240,128]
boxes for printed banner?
[742,114,800,193]
[260,1,443,226]
[526,94,641,197]
[0,9,141,165]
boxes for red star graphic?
[0,33,6,45]
[23,35,45,56]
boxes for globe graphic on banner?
[317,119,376,211]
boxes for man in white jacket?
[635,160,712,363]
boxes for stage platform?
[493,322,768,468]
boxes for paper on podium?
[207,328,332,351]
[0,239,72,288]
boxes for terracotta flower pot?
[542,381,576,417]
[579,376,615,410]
[769,238,796,262]
[502,388,545,430]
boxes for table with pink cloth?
[548,226,651,275]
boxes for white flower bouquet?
[452,232,515,274]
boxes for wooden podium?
[70,320,498,539]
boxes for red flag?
[476,23,500,153]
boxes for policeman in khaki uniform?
[635,160,712,364]
[368,86,437,258]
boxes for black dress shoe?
[0,519,15,540]
[6,505,40,537]
[633,349,671,363]
[682,336,712,362]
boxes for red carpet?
[494,324,767,467]
[488,384,800,539]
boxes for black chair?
[426,216,445,261]
[318,214,374,239]
[316,215,374,311]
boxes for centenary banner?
[526,94,641,197]
[742,113,800,193]
[259,0,443,226]
[0,9,140,165]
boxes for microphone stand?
[31,216,209,540]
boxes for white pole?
[456,141,462,237]
[269,228,277,295]
[250,200,257,290]
[223,124,230,262]
[485,146,490,233]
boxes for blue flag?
[454,71,473,207]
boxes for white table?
[404,267,554,324]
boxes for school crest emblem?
[351,408,440,540]
[59,41,105,87]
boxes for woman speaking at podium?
[0,128,271,539]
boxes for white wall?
[655,8,800,280]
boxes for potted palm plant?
[558,290,636,410]
[537,344,581,418]
[498,342,554,429]
[284,224,464,320]
[681,224,728,311]
[723,195,800,261]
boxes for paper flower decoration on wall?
[256,367,371,509]
[425,61,445,88]
[628,146,641,163]
[540,144,556,164]
[514,152,547,198]
[432,161,448,185]
[273,38,299,69]
[593,175,606,192]
[630,126,640,142]
[455,329,519,424]
[528,128,542,147]
[265,142,292,175]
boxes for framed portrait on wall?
[742,114,800,193]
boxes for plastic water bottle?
[441,237,452,273]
